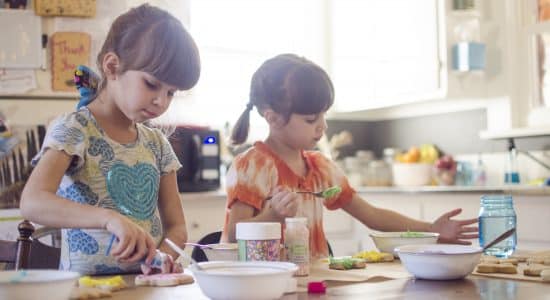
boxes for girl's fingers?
[460,226,479,233]
[144,236,157,264]
[458,218,478,225]
[126,236,148,263]
[117,237,137,261]
[110,236,127,256]
[458,233,478,239]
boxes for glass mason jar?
[478,195,517,258]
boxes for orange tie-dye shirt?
[221,141,355,259]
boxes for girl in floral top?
[20,4,200,275]
[222,54,477,259]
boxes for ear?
[101,52,121,80]
[263,109,284,128]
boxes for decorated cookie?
[78,275,127,292]
[70,287,112,300]
[135,273,194,287]
[476,263,517,274]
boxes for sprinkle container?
[236,222,281,261]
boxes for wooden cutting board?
[297,260,411,288]
[471,250,550,283]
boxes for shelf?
[479,126,550,140]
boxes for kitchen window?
[174,0,443,132]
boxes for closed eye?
[144,79,159,90]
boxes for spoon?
[165,238,204,271]
[184,242,214,249]
[482,228,516,252]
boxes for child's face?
[113,70,178,123]
[278,112,327,150]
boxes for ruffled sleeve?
[225,149,279,211]
[31,111,89,174]
[151,128,182,176]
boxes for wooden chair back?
[0,220,60,270]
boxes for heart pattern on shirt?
[106,162,159,220]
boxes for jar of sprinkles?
[236,222,281,261]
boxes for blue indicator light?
[204,136,217,144]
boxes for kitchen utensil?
[184,242,214,249]
[482,227,516,252]
[370,232,439,257]
[395,244,482,280]
[165,238,204,270]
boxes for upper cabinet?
[329,0,444,112]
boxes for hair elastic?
[246,102,254,111]
[74,65,100,109]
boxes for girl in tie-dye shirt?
[222,54,478,259]
[20,4,200,275]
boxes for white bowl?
[395,244,482,280]
[192,261,298,300]
[370,232,439,257]
[203,243,239,261]
[0,270,80,300]
[392,163,433,186]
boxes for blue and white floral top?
[32,107,181,275]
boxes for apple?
[435,155,456,170]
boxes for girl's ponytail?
[230,102,254,145]
[74,65,100,109]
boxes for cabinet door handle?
[191,222,199,229]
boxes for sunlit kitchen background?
[1,0,550,256]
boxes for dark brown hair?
[96,4,200,93]
[231,54,334,145]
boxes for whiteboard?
[0,9,42,69]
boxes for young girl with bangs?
[20,4,200,275]
[222,54,478,259]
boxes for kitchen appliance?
[169,126,220,192]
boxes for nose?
[152,93,170,108]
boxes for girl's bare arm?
[156,171,187,258]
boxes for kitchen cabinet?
[180,193,226,243]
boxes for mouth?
[142,110,159,118]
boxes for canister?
[236,222,281,261]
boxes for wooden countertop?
[108,273,550,299]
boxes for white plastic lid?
[236,222,281,240]
[285,217,307,224]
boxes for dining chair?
[191,231,222,262]
[0,220,60,270]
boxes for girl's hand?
[140,250,183,275]
[267,187,298,220]
[430,208,478,245]
[105,212,157,263]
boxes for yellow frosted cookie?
[78,275,127,292]
[70,287,112,299]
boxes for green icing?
[322,186,342,198]
[400,230,427,238]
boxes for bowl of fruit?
[392,145,438,187]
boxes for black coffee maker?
[169,126,221,192]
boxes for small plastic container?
[236,222,281,261]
